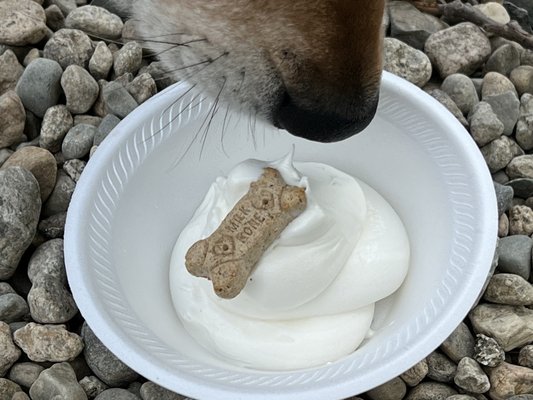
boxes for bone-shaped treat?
[185,167,307,299]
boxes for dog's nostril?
[274,92,378,143]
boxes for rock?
[519,345,533,368]
[42,171,76,217]
[0,90,25,148]
[503,1,532,33]
[93,79,109,117]
[82,323,139,386]
[45,4,65,32]
[127,382,143,398]
[43,29,94,69]
[23,48,40,68]
[516,93,533,151]
[63,159,86,182]
[468,102,504,146]
[0,283,15,296]
[485,91,521,135]
[74,115,103,127]
[511,66,533,97]
[509,205,533,235]
[475,2,511,24]
[15,58,63,118]
[14,323,84,362]
[446,396,478,400]
[366,376,406,400]
[139,61,177,91]
[89,0,132,18]
[2,146,57,202]
[383,38,432,87]
[506,178,533,198]
[482,72,518,99]
[89,42,113,80]
[40,105,74,153]
[0,293,29,323]
[0,50,24,96]
[424,22,491,78]
[497,235,532,280]
[481,136,515,172]
[12,390,30,400]
[62,124,97,159]
[8,362,44,388]
[139,382,184,400]
[28,274,78,323]
[113,42,143,77]
[38,212,67,239]
[29,362,87,400]
[0,0,47,46]
[48,0,77,16]
[0,321,21,377]
[485,44,521,77]
[454,357,490,394]
[507,155,533,179]
[95,388,140,400]
[440,322,476,363]
[0,167,41,279]
[65,5,123,39]
[0,378,22,399]
[484,273,533,305]
[94,114,120,146]
[469,304,533,351]
[400,358,428,386]
[474,333,506,368]
[508,396,533,400]
[103,81,139,118]
[426,89,468,126]
[405,382,457,400]
[79,375,108,398]
[505,0,533,26]
[426,351,456,383]
[28,239,66,284]
[23,110,41,141]
[61,65,99,114]
[488,362,533,400]
[388,0,447,50]
[126,73,157,105]
[441,74,478,115]
[495,182,514,216]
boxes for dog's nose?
[274,92,379,143]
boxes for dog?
[118,0,385,142]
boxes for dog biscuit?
[185,167,307,299]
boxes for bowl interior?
[65,72,497,400]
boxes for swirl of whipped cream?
[170,153,410,370]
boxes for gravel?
[2,2,533,399]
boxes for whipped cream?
[170,153,410,370]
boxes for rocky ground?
[1,0,533,399]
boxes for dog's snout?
[274,92,379,143]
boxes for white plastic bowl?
[65,71,497,400]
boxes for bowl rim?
[65,71,498,400]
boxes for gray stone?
[82,323,139,386]
[0,0,47,46]
[383,38,431,87]
[509,396,533,400]
[61,65,99,114]
[0,378,22,399]
[126,73,157,105]
[45,4,66,32]
[484,273,533,305]
[0,167,41,279]
[94,114,120,146]
[38,212,67,239]
[29,362,87,400]
[475,2,511,24]
[74,114,103,127]
[506,178,533,198]
[12,391,30,400]
[42,171,76,217]
[23,48,40,68]
[468,102,503,146]
[505,0,533,26]
[509,205,533,235]
[507,155,533,179]
[474,333,505,367]
[482,72,518,100]
[63,159,86,182]
[511,66,533,97]
[127,382,143,398]
[103,81,139,119]
[485,91,521,135]
[494,181,514,215]
[40,105,74,153]
[504,1,532,33]
[23,110,41,141]
[96,388,140,400]
[400,358,428,386]
[446,396,478,400]
[484,44,521,76]
[470,304,533,351]
[0,283,15,296]
[0,50,24,96]
[424,22,491,78]
[405,382,457,400]
[441,74,478,115]
[139,382,184,400]
[454,357,490,394]
[488,362,533,400]
[14,323,84,362]
[0,293,29,323]
[0,321,21,377]
[388,0,447,50]
[43,29,94,69]
[497,235,532,280]
[48,0,77,16]
[113,42,143,77]
[15,58,63,118]
[8,362,44,388]
[28,239,66,283]
[440,322,475,363]
[0,150,13,168]
[519,345,533,368]
[0,90,25,148]
[516,93,533,151]
[426,351,456,383]
[89,42,113,80]
[366,376,406,400]
[79,375,108,398]
[89,0,135,18]
[138,61,177,91]
[62,124,97,159]
[28,274,78,323]
[426,89,468,126]
[65,5,123,39]
[481,136,515,172]
[2,146,57,202]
